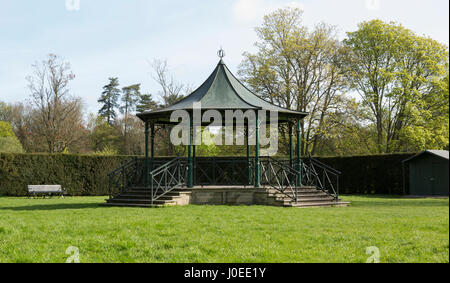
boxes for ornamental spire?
[217,47,225,59]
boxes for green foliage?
[136,94,158,113]
[0,121,15,137]
[313,99,378,156]
[239,14,448,156]
[193,128,221,156]
[98,77,121,125]
[0,137,24,153]
[120,84,140,115]
[0,101,12,121]
[400,74,449,151]
[238,7,350,156]
[94,145,119,156]
[344,20,449,153]
[120,84,143,155]
[89,116,121,153]
[0,196,448,262]
[0,122,24,153]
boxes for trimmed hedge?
[0,153,134,196]
[0,153,415,196]
[317,153,414,195]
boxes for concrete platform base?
[105,186,350,208]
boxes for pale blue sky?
[0,0,448,114]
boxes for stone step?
[120,190,181,196]
[298,194,331,198]
[267,197,293,205]
[267,189,324,193]
[129,187,185,191]
[107,198,176,205]
[103,202,161,208]
[289,201,350,207]
[115,194,152,199]
[265,199,291,207]
[298,197,335,202]
[107,184,348,208]
[123,191,183,197]
[265,186,317,190]
[153,195,182,201]
[270,195,335,203]
[114,194,182,201]
[268,192,330,199]
[266,189,320,194]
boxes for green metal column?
[296,118,302,187]
[246,124,251,185]
[254,114,260,188]
[289,123,294,169]
[187,113,194,188]
[193,129,196,186]
[150,123,155,171]
[144,120,149,187]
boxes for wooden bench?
[28,185,66,198]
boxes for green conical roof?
[137,59,307,121]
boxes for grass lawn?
[0,195,448,263]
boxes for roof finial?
[217,47,225,59]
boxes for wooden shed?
[403,150,449,196]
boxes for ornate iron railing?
[301,156,341,200]
[260,157,300,202]
[108,158,144,199]
[195,157,252,186]
[149,158,187,204]
[108,156,340,203]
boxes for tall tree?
[26,54,85,153]
[88,114,121,153]
[0,101,12,121]
[98,77,120,125]
[0,102,35,152]
[238,7,348,155]
[151,59,188,156]
[400,73,449,151]
[120,84,141,154]
[118,115,146,155]
[136,93,158,113]
[120,84,141,117]
[151,59,186,107]
[344,20,449,152]
[12,103,34,152]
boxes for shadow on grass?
[345,194,449,199]
[344,194,449,208]
[0,202,104,211]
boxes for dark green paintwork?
[137,60,307,121]
[407,153,449,196]
[150,123,155,159]
[289,123,293,168]
[144,121,149,187]
[296,119,302,187]
[246,125,251,185]
[255,114,260,188]
[187,114,193,188]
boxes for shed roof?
[403,150,449,163]
[137,59,308,121]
